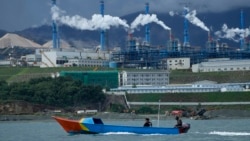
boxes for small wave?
[141,134,165,136]
[209,131,250,136]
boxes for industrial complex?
[0,0,250,69]
[0,0,250,93]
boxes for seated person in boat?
[175,116,182,128]
[143,118,152,127]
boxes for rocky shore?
[1,109,250,121]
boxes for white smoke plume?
[130,14,171,32]
[169,11,180,17]
[215,24,250,42]
[185,10,210,32]
[51,6,129,31]
[169,11,175,17]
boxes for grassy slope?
[1,67,250,83]
[0,67,115,83]
[170,70,250,84]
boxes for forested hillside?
[0,77,106,108]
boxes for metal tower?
[100,1,105,51]
[52,0,60,49]
[183,7,190,47]
[145,3,150,44]
[240,10,245,49]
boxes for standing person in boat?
[175,116,182,128]
[143,118,152,127]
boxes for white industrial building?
[110,82,250,94]
[66,59,109,67]
[192,58,250,73]
[119,70,169,86]
[0,60,10,66]
[24,54,42,67]
[160,57,190,70]
[40,49,111,68]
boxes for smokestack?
[100,0,105,51]
[183,7,190,47]
[52,0,60,49]
[208,31,212,42]
[145,3,150,44]
[240,10,245,49]
[169,30,172,41]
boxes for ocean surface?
[0,118,250,141]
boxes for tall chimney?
[100,1,105,51]
[52,0,60,49]
[240,10,245,49]
[183,7,190,47]
[145,3,150,44]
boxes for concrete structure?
[192,59,250,73]
[160,57,190,70]
[24,54,42,66]
[119,70,169,86]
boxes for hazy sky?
[0,0,249,31]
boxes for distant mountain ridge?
[1,8,249,50]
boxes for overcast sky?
[0,0,250,31]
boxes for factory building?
[23,54,42,67]
[66,58,109,67]
[192,58,250,73]
[119,70,169,87]
[40,49,111,68]
[160,57,190,70]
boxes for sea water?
[0,118,250,141]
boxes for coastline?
[1,109,250,121]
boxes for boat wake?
[209,131,250,136]
[102,132,167,136]
[102,132,136,135]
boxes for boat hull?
[53,116,190,135]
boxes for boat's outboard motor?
[179,123,190,133]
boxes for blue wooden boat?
[53,116,190,135]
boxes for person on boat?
[143,118,152,127]
[174,116,182,128]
